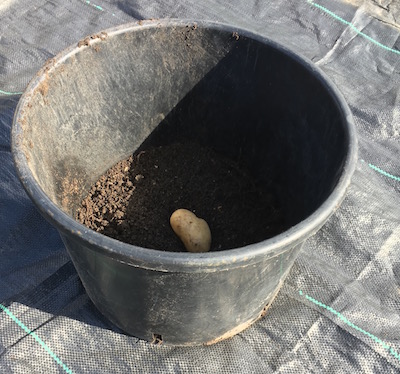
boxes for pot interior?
[20,22,348,239]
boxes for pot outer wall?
[61,232,302,346]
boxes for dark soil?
[76,142,285,252]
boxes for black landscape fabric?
[1,0,400,372]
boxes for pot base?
[204,280,283,346]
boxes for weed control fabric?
[1,0,400,372]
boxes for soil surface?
[76,142,285,252]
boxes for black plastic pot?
[12,20,357,346]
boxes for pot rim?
[12,19,358,272]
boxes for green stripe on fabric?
[0,89,23,96]
[0,303,74,373]
[307,0,400,56]
[299,290,400,361]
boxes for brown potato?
[170,209,211,253]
